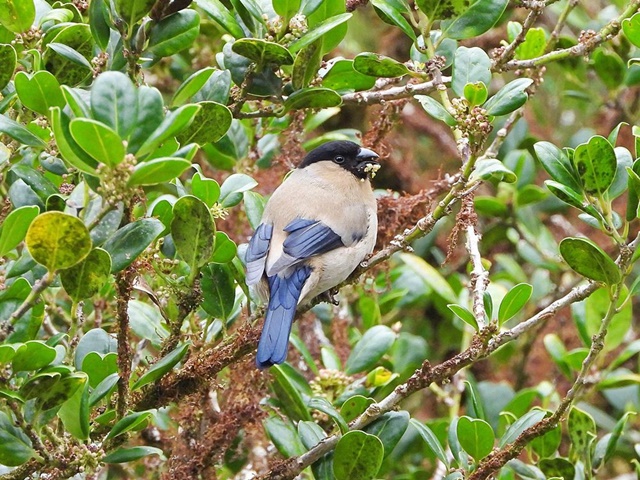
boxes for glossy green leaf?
[353,52,410,78]
[416,0,466,19]
[219,173,258,207]
[201,263,235,319]
[147,10,200,58]
[515,27,546,60]
[132,343,190,391]
[484,78,533,116]
[538,458,575,479]
[308,397,348,433]
[292,41,322,90]
[115,0,155,25]
[103,218,164,272]
[14,71,65,116]
[0,113,48,148]
[82,351,117,388]
[12,340,56,371]
[69,118,125,167]
[568,406,596,457]
[232,38,293,66]
[42,24,93,86]
[60,248,112,301]
[0,205,39,257]
[572,135,617,195]
[89,0,110,50]
[264,416,306,457]
[103,446,165,463]
[91,71,138,140]
[457,416,494,460]
[47,43,93,70]
[411,419,450,467]
[463,81,489,106]
[171,195,215,271]
[211,231,237,263]
[447,303,478,330]
[470,158,517,183]
[50,107,98,174]
[321,59,376,93]
[284,87,342,112]
[0,43,16,90]
[559,237,620,284]
[298,420,326,450]
[135,104,201,158]
[128,157,192,186]
[0,411,34,466]
[271,365,312,422]
[105,410,155,440]
[452,47,491,97]
[74,328,117,370]
[585,286,631,351]
[23,372,86,410]
[498,283,532,325]
[58,378,90,440]
[176,101,232,146]
[530,424,562,459]
[371,0,416,40]
[192,173,221,208]
[340,395,375,423]
[499,409,546,447]
[0,0,35,33]
[89,372,120,407]
[364,411,410,457]
[289,13,352,53]
[172,67,216,106]
[415,95,456,126]
[194,0,244,38]
[623,12,640,48]
[345,325,396,374]
[333,431,383,480]
[544,180,600,218]
[442,0,508,40]
[25,212,92,272]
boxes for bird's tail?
[256,266,311,368]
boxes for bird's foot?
[322,288,340,305]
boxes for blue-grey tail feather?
[256,266,311,368]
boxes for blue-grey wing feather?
[245,223,273,286]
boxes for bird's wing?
[266,218,345,276]
[245,223,273,286]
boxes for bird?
[245,140,381,368]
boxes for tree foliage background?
[1,0,640,478]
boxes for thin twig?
[466,223,489,328]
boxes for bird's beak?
[356,147,381,178]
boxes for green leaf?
[192,172,221,207]
[457,416,494,460]
[115,0,155,24]
[211,231,237,263]
[623,12,640,48]
[515,27,546,60]
[42,24,93,86]
[103,446,165,463]
[201,263,236,319]
[89,372,119,407]
[0,43,16,90]
[538,457,575,480]
[0,0,35,33]
[0,411,34,466]
[370,0,416,40]
[298,420,326,450]
[91,71,138,140]
[593,49,625,89]
[463,81,489,106]
[176,101,232,146]
[172,67,216,106]
[499,409,546,447]
[82,352,117,388]
[69,118,125,167]
[572,135,617,195]
[271,365,312,421]
[292,41,322,90]
[104,410,155,440]
[363,411,410,457]
[289,13,352,53]
[50,107,98,174]
[0,205,39,257]
[14,71,65,116]
[345,325,396,374]
[497,283,532,325]
[416,0,466,19]
[232,38,293,66]
[559,237,620,285]
[321,58,377,93]
[447,303,479,330]
[452,47,491,97]
[411,419,450,468]
[47,43,93,70]
[264,416,306,457]
[484,78,533,116]
[353,52,410,78]
[585,286,632,351]
[171,195,215,271]
[308,397,349,433]
[530,424,562,459]
[340,395,375,423]
[132,343,190,391]
[333,431,383,480]
[135,104,201,158]
[12,340,56,371]
[128,157,192,186]
[103,218,164,272]
[219,173,258,207]
[60,248,112,301]
[89,0,110,50]
[23,372,86,410]
[147,10,200,58]
[75,328,117,370]
[25,212,92,272]
[415,95,456,126]
[544,180,601,218]
[284,87,342,112]
[470,158,517,183]
[442,0,508,40]
[58,378,90,440]
[0,113,48,148]
[194,0,244,38]
[567,406,596,458]
[399,252,457,302]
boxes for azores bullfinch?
[245,140,380,368]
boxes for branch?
[466,223,489,329]
[493,1,546,70]
[115,266,136,419]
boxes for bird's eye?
[334,155,345,164]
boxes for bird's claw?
[323,288,340,305]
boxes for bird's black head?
[298,140,380,180]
